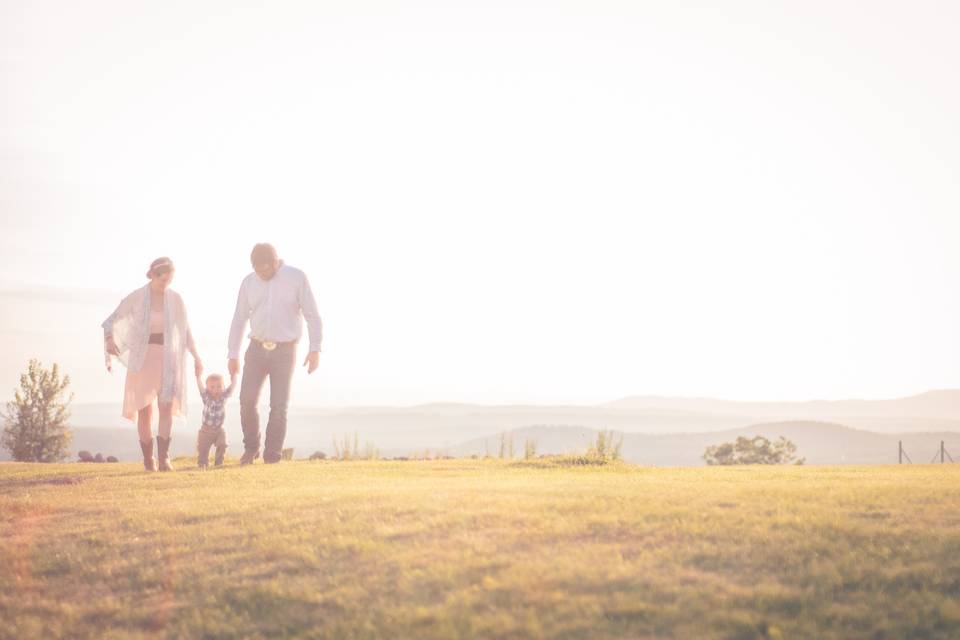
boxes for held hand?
[194,357,203,377]
[303,351,320,374]
[228,358,240,376]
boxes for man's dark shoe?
[240,450,258,465]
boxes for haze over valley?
[30,389,959,465]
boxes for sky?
[1,0,958,410]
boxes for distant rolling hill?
[604,389,960,421]
[4,420,958,466]
[3,390,957,463]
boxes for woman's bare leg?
[137,404,153,442]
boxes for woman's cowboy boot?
[139,439,157,472]
[156,436,175,472]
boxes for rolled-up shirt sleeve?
[228,279,250,359]
[299,272,323,353]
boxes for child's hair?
[205,373,225,386]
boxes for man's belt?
[251,338,296,351]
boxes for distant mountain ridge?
[603,390,960,420]
[5,420,959,467]
[64,389,960,443]
[4,390,957,463]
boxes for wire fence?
[899,440,954,464]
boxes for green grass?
[2,459,960,639]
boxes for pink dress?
[122,308,180,419]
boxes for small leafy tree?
[2,360,73,462]
[524,438,537,460]
[588,429,623,461]
[499,431,515,459]
[332,434,352,460]
[703,435,804,466]
[331,433,377,460]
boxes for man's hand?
[228,358,240,376]
[303,351,320,374]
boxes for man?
[228,243,322,464]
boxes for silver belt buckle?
[261,340,278,351]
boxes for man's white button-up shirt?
[228,264,323,359]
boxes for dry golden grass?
[2,459,959,639]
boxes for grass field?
[2,459,959,639]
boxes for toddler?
[196,371,236,468]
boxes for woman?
[102,257,203,471]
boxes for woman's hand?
[105,336,120,356]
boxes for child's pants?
[197,426,227,466]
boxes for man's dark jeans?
[239,341,296,463]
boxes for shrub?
[518,454,613,467]
[704,435,804,465]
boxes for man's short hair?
[250,243,277,266]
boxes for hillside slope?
[2,461,959,639]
